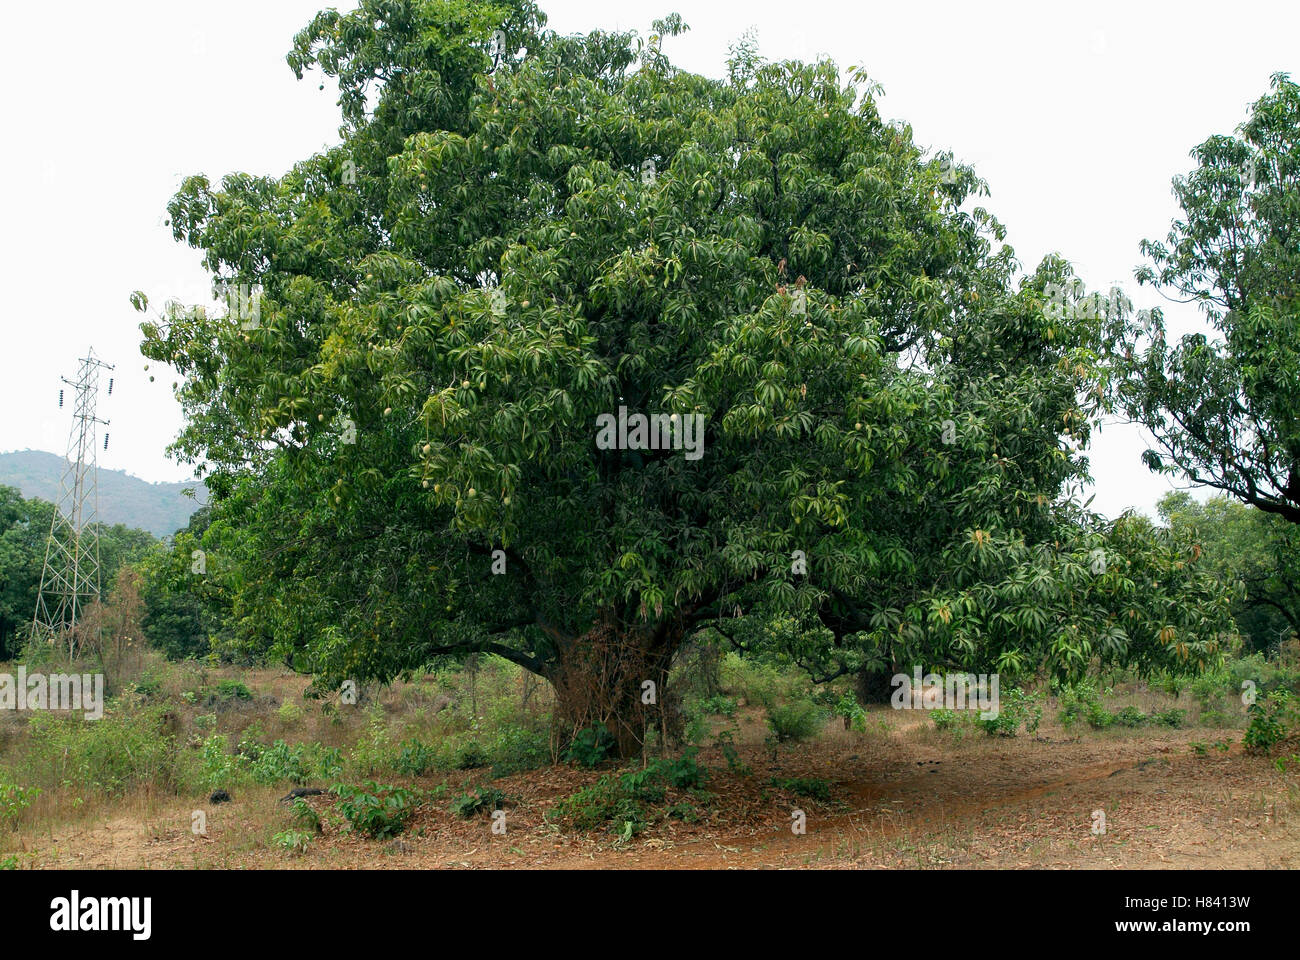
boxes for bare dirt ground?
[13,706,1299,870]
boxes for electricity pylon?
[31,348,114,658]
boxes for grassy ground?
[2,653,1298,869]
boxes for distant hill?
[0,450,206,538]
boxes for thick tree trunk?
[856,654,904,705]
[548,614,682,759]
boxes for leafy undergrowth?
[271,728,845,859]
[547,751,714,842]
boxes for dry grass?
[3,662,1299,870]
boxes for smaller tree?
[80,566,147,684]
[0,486,53,659]
[1157,491,1299,652]
[139,507,232,661]
[1127,73,1300,525]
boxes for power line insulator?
[107,378,114,395]
[58,389,64,407]
[103,434,109,450]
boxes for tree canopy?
[0,484,157,659]
[139,0,1235,754]
[1157,490,1298,653]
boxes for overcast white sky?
[2,0,1295,519]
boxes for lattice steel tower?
[32,348,114,656]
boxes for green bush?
[1151,708,1187,728]
[832,692,867,731]
[449,785,507,818]
[271,829,313,854]
[1244,690,1298,753]
[1115,706,1148,728]
[693,694,738,717]
[1086,702,1115,730]
[289,797,321,834]
[487,723,550,777]
[1056,678,1101,730]
[452,740,490,770]
[394,739,437,776]
[769,776,832,803]
[134,671,164,700]
[331,781,418,839]
[215,679,252,701]
[980,688,1043,737]
[315,745,345,780]
[250,740,310,785]
[563,723,617,767]
[650,750,707,790]
[719,654,799,709]
[0,777,39,829]
[549,752,711,834]
[713,730,751,774]
[550,776,637,831]
[348,708,396,777]
[665,801,702,823]
[932,708,959,731]
[179,732,238,792]
[766,700,827,743]
[236,725,265,761]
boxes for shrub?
[665,801,702,823]
[134,671,164,699]
[563,723,617,768]
[0,777,39,829]
[271,829,313,854]
[315,745,345,780]
[832,692,868,731]
[1151,708,1187,728]
[184,732,241,792]
[694,694,738,717]
[289,797,322,834]
[549,753,711,834]
[215,679,252,701]
[980,688,1043,737]
[394,739,437,776]
[449,785,507,818]
[1115,706,1148,728]
[1086,702,1115,730]
[682,712,711,746]
[766,700,827,743]
[236,725,265,761]
[331,781,418,839]
[932,708,959,731]
[719,654,798,709]
[637,750,706,791]
[348,708,396,776]
[549,776,634,831]
[250,740,309,785]
[453,740,490,770]
[487,723,550,777]
[770,776,832,803]
[1244,690,1298,754]
[715,731,750,775]
[1056,678,1101,730]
